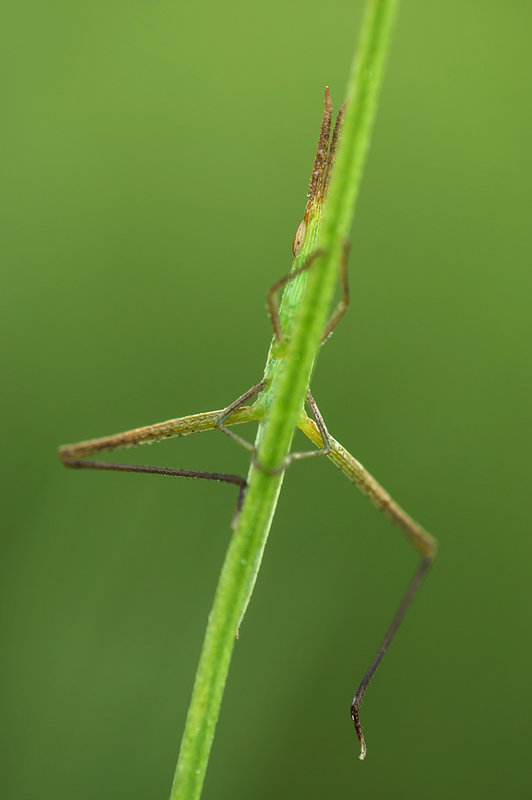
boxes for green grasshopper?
[60,88,436,760]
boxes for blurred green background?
[2,1,532,798]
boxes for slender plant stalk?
[169,2,399,798]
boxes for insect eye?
[292,218,306,257]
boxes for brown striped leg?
[297,414,437,759]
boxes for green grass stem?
[169,2,399,798]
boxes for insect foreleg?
[268,240,350,344]
[267,250,326,342]
[320,239,351,344]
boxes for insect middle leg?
[250,390,332,476]
[215,381,265,452]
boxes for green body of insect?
[252,89,346,472]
